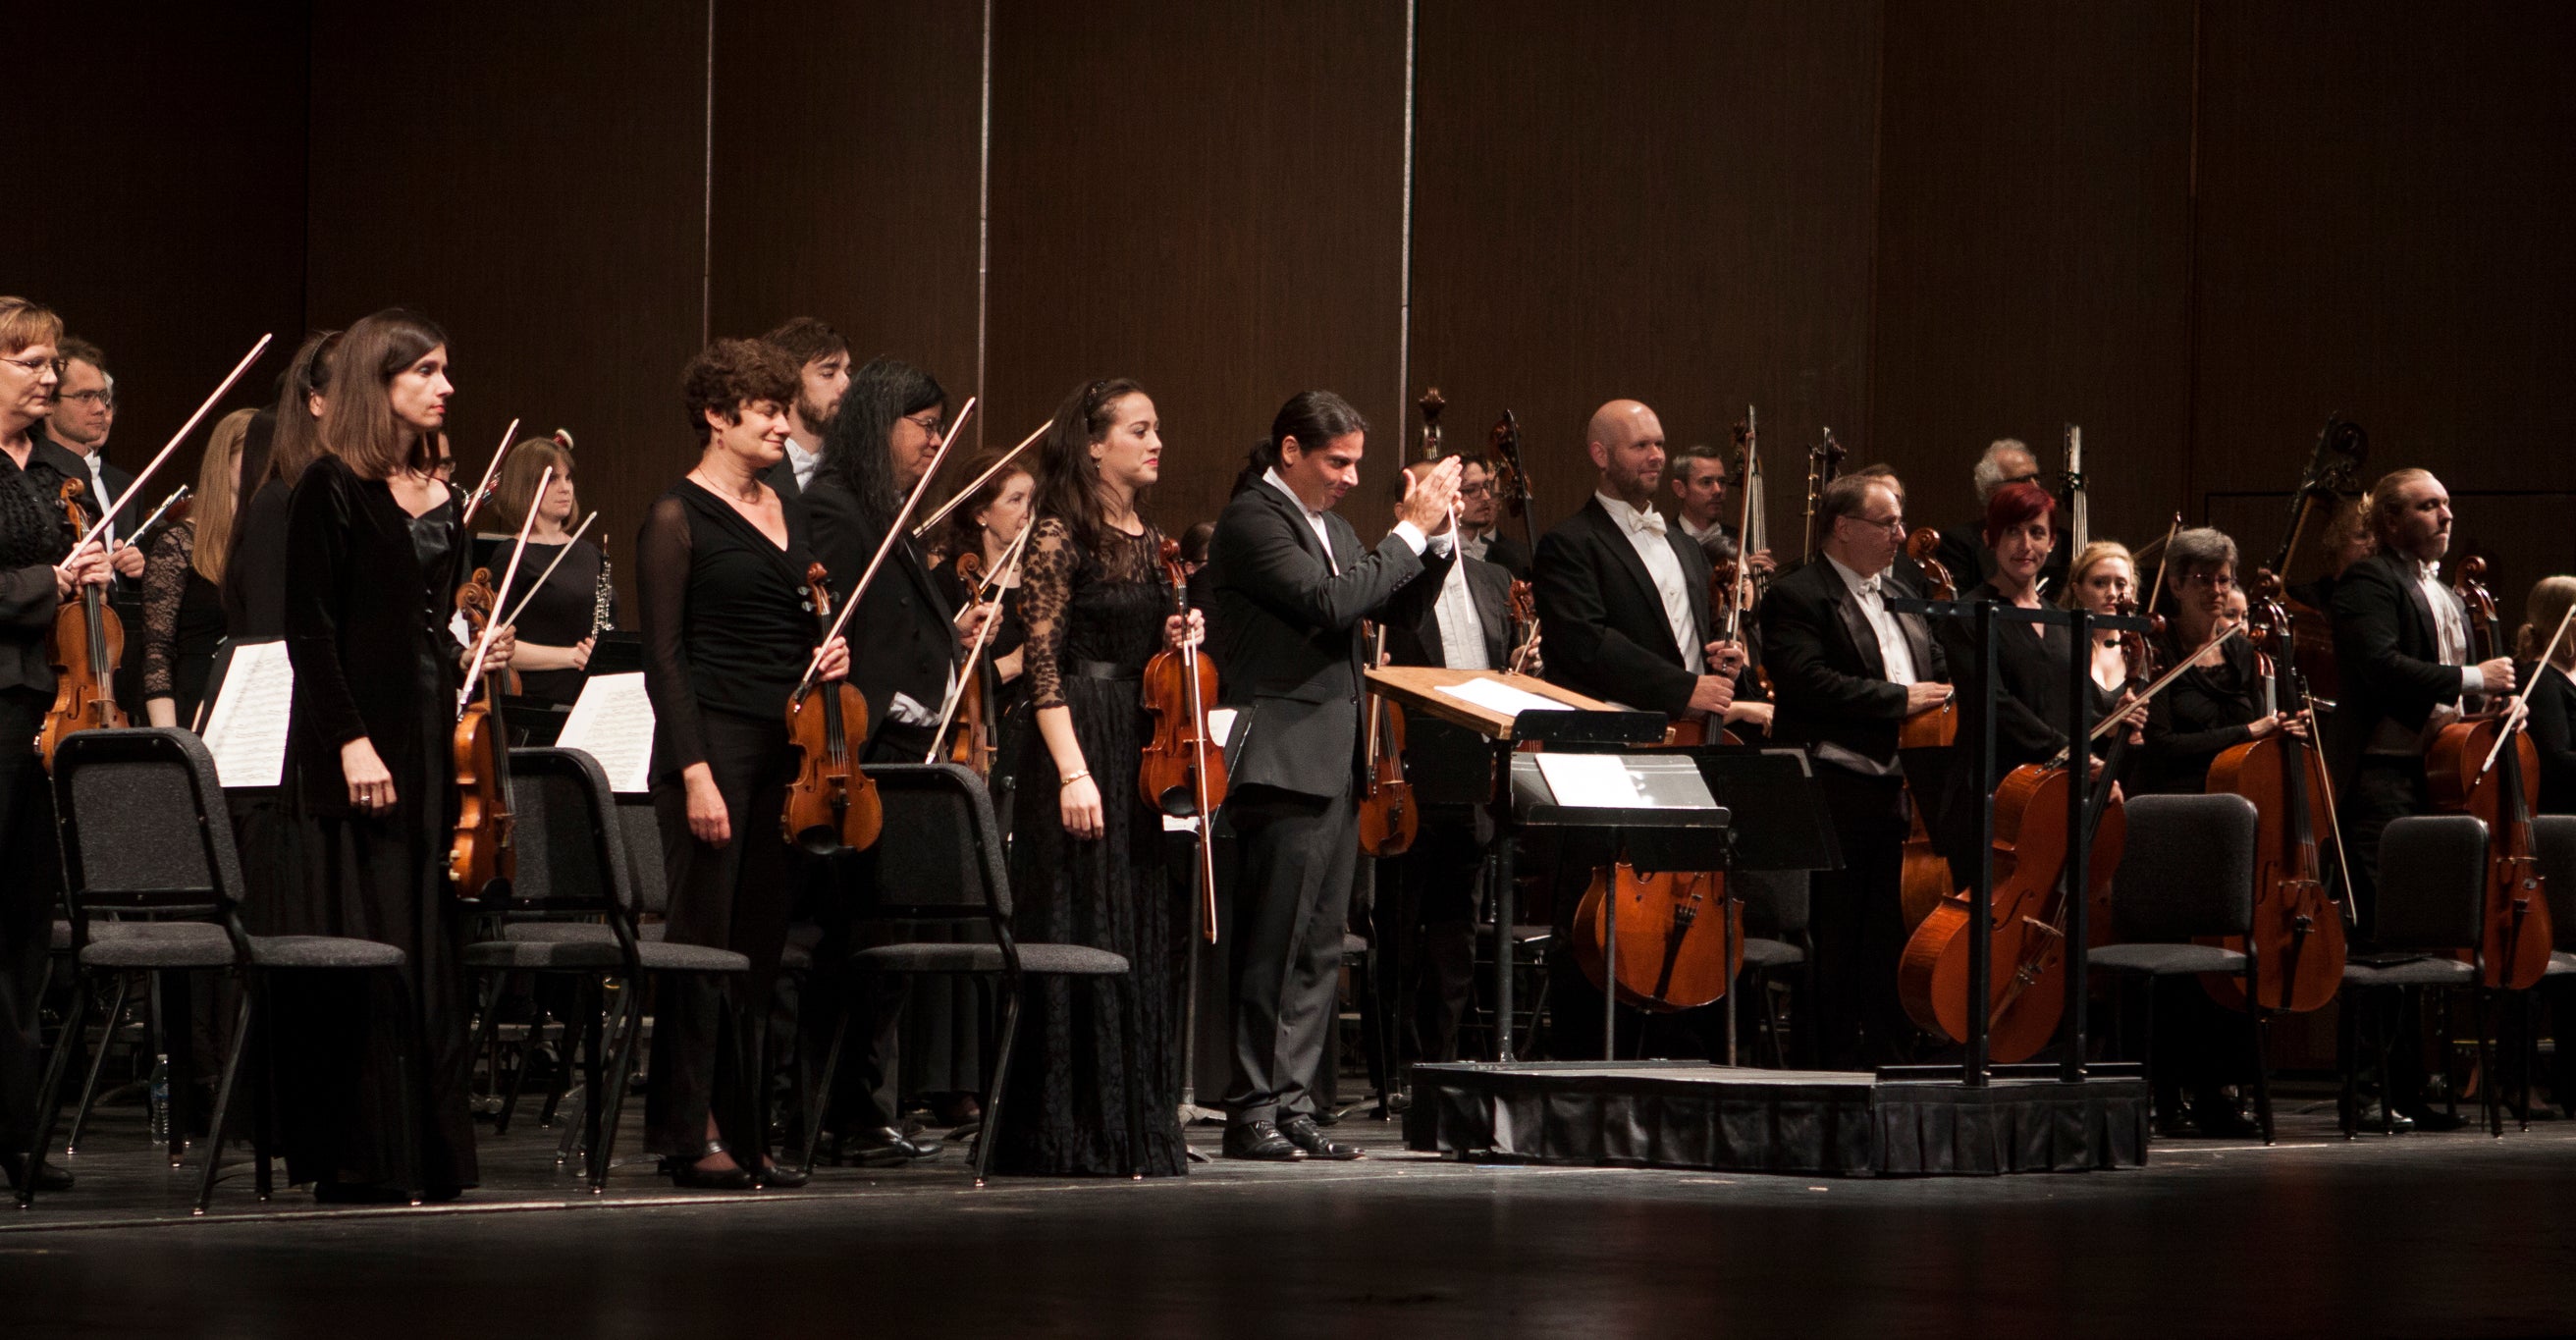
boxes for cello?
[1137,536,1224,943]
[1356,622,1416,857]
[782,563,882,852]
[1569,861,1744,1014]
[2427,555,2551,992]
[2202,581,2349,1013]
[37,480,127,769]
[1897,529,1960,931]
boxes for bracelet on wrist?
[1059,769,1091,787]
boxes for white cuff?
[2461,666,2485,695]
[1391,519,1430,555]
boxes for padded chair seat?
[1343,933,1369,959]
[2342,954,2477,989]
[2547,950,2576,977]
[2092,943,2249,976]
[463,938,748,974]
[1740,937,1804,969]
[851,940,1129,977]
[86,925,408,971]
[492,920,803,971]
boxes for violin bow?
[911,418,1048,539]
[1726,405,1759,644]
[2048,621,2245,768]
[457,466,552,716]
[496,510,600,629]
[456,418,522,529]
[922,514,1034,763]
[2476,600,2576,778]
[800,398,978,696]
[79,335,272,557]
[2144,511,2182,613]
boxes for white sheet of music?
[1533,752,1651,809]
[200,641,296,788]
[1436,675,1569,720]
[558,671,656,793]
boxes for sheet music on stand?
[557,671,656,794]
[196,638,296,789]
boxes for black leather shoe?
[847,1126,944,1165]
[753,1161,811,1189]
[1278,1114,1363,1160]
[1221,1120,1305,1160]
[667,1142,756,1191]
[3,1155,73,1193]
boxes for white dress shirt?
[1433,559,1491,670]
[83,452,116,547]
[1825,553,1919,685]
[1594,492,1702,673]
[786,440,821,493]
[1263,467,1442,571]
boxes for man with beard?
[1454,453,1530,579]
[759,318,852,513]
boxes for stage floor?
[7,1086,2576,1336]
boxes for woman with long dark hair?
[274,308,512,1202]
[993,377,1196,1178]
[225,329,338,638]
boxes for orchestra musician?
[799,355,985,1165]
[140,406,249,728]
[2519,576,2576,816]
[924,446,1034,786]
[1207,391,1459,1161]
[635,337,844,1189]
[1374,457,1515,1070]
[1453,453,1530,579]
[1758,470,1952,1070]
[756,317,849,514]
[488,434,611,707]
[0,297,112,1193]
[993,378,1196,1177]
[37,338,144,577]
[1667,439,1774,580]
[1932,438,2040,591]
[224,330,337,639]
[2139,529,2305,796]
[272,309,513,1203]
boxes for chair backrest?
[2373,814,2488,952]
[1734,869,1807,938]
[491,747,637,921]
[857,763,1010,925]
[53,728,242,921]
[615,793,670,918]
[2110,793,2259,941]
[2531,815,2576,949]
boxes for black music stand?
[1881,594,2148,1086]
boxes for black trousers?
[646,711,797,1160]
[0,689,56,1155]
[1224,782,1358,1125]
[1808,766,1915,1070]
[1375,811,1484,1065]
[2341,754,2436,1105]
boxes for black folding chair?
[2091,793,2273,1143]
[458,747,749,1191]
[810,764,1133,1186]
[24,728,405,1212]
[1733,869,1811,1069]
[2337,814,2488,1138]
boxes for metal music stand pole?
[1971,599,1997,1087]
[2063,605,2094,1084]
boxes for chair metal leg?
[194,983,255,1215]
[2337,989,2360,1140]
[800,1000,852,1171]
[22,979,92,1209]
[591,984,645,1192]
[2249,1008,2276,1147]
[2375,992,2398,1135]
[975,981,1023,1188]
[2474,989,2503,1139]
[250,974,273,1203]
[65,972,131,1154]
[579,978,609,1172]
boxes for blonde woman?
[141,407,253,727]
[487,432,609,705]
[2518,575,2576,815]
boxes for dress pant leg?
[1224,784,1355,1125]
[0,692,51,1155]
[1807,766,1911,1070]
[2343,756,2430,946]
[1410,816,1482,1065]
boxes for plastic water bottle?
[148,1054,171,1143]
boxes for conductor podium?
[1364,667,2151,1177]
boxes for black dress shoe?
[1221,1120,1305,1160]
[2,1155,73,1193]
[1278,1114,1363,1161]
[847,1126,944,1165]
[753,1161,811,1189]
[667,1142,756,1191]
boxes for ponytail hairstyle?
[268,329,341,489]
[1259,390,1368,471]
[1033,377,1147,557]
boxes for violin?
[945,551,998,777]
[1570,864,1744,1014]
[1506,578,1541,675]
[1897,595,2143,1062]
[1357,622,1416,857]
[2202,583,2349,1012]
[782,563,883,853]
[2427,555,2551,991]
[449,567,517,898]
[37,480,126,769]
[1137,537,1224,943]
[1487,410,1536,552]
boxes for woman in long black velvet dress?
[275,309,512,1202]
[993,378,1195,1178]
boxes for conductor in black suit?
[1375,459,1515,1069]
[1207,391,1461,1161]
[1760,471,1954,1069]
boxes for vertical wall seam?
[701,0,717,346]
[1396,0,1419,461]
[2180,0,2204,521]
[976,0,994,449]
[1859,0,1887,469]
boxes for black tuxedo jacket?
[1478,531,1534,581]
[2329,551,2473,767]
[1381,546,1511,670]
[1207,480,1424,800]
[762,456,806,526]
[805,474,958,747]
[1758,556,1947,769]
[1533,496,1713,718]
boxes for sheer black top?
[495,536,610,706]
[636,478,817,780]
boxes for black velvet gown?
[274,455,476,1196]
[993,517,1186,1177]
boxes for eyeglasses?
[57,390,113,409]
[1459,482,1493,498]
[1844,512,1906,532]
[904,411,945,437]
[1,355,63,379]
